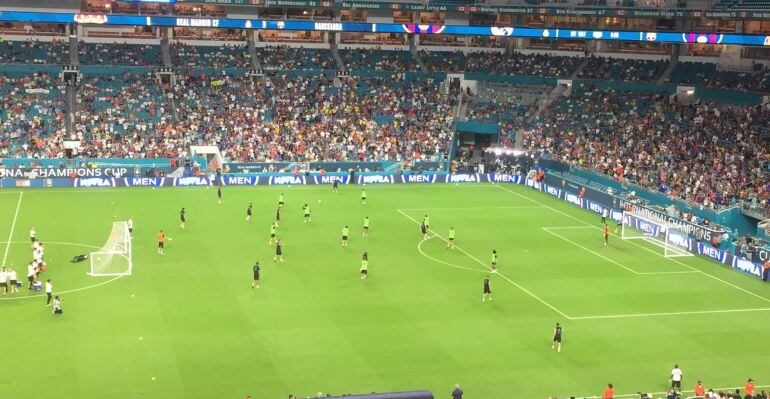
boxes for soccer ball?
[318,200,322,203]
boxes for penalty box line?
[396,208,573,320]
[495,184,770,305]
[541,227,698,276]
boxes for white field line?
[1,192,23,267]
[570,307,770,320]
[542,227,698,276]
[400,205,545,211]
[397,208,573,320]
[417,237,488,273]
[496,184,770,304]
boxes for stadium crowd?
[517,84,770,209]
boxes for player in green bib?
[278,193,285,208]
[491,249,498,272]
[303,204,311,223]
[363,216,370,237]
[342,226,350,247]
[269,223,278,245]
[423,215,430,230]
[360,187,367,205]
[447,227,455,250]
[360,252,368,280]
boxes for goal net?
[621,211,693,258]
[90,221,132,276]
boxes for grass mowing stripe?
[496,184,770,304]
[2,192,23,266]
[396,208,573,320]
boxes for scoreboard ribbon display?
[1,11,769,46]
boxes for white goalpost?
[90,221,133,276]
[621,211,694,258]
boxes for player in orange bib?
[604,225,610,246]
[157,230,166,255]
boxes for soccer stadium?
[1,0,769,398]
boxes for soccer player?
[604,224,610,246]
[745,378,755,397]
[180,208,186,229]
[30,227,36,243]
[363,216,370,237]
[278,193,285,208]
[128,217,134,236]
[52,296,62,315]
[421,222,428,240]
[342,226,349,247]
[157,230,165,255]
[252,262,260,289]
[671,364,682,390]
[275,207,281,227]
[601,209,608,224]
[423,215,430,230]
[27,262,36,290]
[602,384,614,399]
[552,322,563,353]
[273,239,284,262]
[8,268,18,294]
[246,203,253,221]
[360,252,368,280]
[217,185,222,204]
[45,279,53,306]
[491,250,498,272]
[269,222,278,245]
[447,227,455,249]
[0,267,7,296]
[303,204,311,223]
[360,187,367,205]
[482,275,492,302]
[332,179,339,193]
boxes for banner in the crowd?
[0,167,133,178]
[173,176,211,186]
[619,200,724,242]
[123,177,166,187]
[222,175,260,186]
[74,177,117,188]
[312,175,350,185]
[0,11,769,46]
[697,242,729,264]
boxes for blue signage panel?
[0,11,768,46]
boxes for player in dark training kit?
[483,276,492,302]
[246,203,253,221]
[552,322,563,352]
[275,208,281,227]
[252,262,260,288]
[274,239,284,262]
[179,208,186,229]
[421,222,428,240]
[217,185,222,204]
[332,180,339,193]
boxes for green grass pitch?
[1,183,768,399]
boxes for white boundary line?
[397,208,573,320]
[569,307,770,320]
[1,192,23,267]
[400,205,545,211]
[496,184,770,304]
[542,227,699,275]
[0,241,125,301]
[417,237,488,273]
